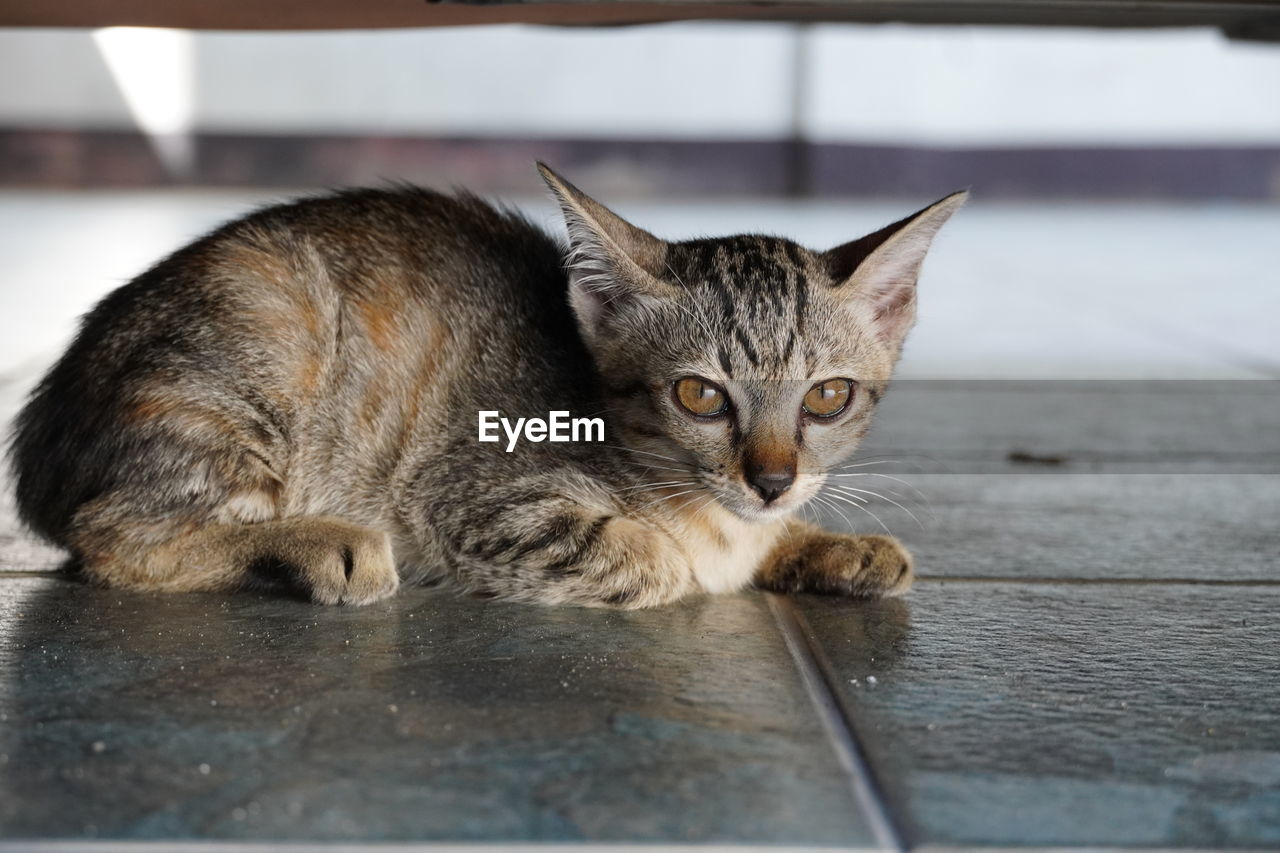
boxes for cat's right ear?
[538,163,676,342]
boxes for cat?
[7,165,965,607]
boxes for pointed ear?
[823,190,968,349]
[538,163,675,341]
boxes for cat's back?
[261,186,555,262]
[204,187,577,376]
[24,187,565,357]
[204,186,565,304]
[20,186,569,409]
[8,186,573,542]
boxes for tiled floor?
[801,585,1280,847]
[0,580,879,846]
[0,192,1277,849]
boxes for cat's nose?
[748,468,795,504]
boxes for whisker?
[824,486,868,504]
[828,477,934,515]
[822,489,894,536]
[832,459,916,471]
[690,492,718,520]
[810,493,851,531]
[835,454,936,467]
[828,471,930,499]
[604,444,685,464]
[836,452,953,475]
[631,462,696,475]
[828,472,936,520]
[822,495,861,537]
[663,262,688,288]
[642,486,706,509]
[805,493,832,520]
[827,484,926,530]
[662,267,721,346]
[618,479,698,493]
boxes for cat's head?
[540,163,965,523]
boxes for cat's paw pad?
[284,519,400,606]
[799,533,914,598]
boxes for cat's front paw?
[265,518,400,605]
[762,532,913,598]
[576,517,695,609]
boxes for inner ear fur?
[822,190,968,344]
[824,190,968,284]
[537,162,674,300]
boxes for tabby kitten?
[8,165,964,607]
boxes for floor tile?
[814,472,1280,581]
[859,380,1280,474]
[0,578,880,847]
[795,583,1280,848]
[812,381,1280,581]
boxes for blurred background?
[3,24,1280,196]
[0,23,1278,389]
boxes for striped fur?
[7,166,964,607]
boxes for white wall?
[805,26,1280,145]
[0,24,1278,144]
[194,26,797,137]
[0,30,133,127]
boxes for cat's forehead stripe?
[792,262,809,326]
[665,236,823,378]
[733,326,761,368]
[781,329,797,365]
[716,346,734,377]
[672,236,805,294]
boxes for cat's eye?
[674,377,730,417]
[803,379,853,418]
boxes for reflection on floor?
[0,191,1277,849]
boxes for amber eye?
[674,377,730,417]
[803,379,853,418]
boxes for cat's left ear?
[824,190,968,349]
[538,163,676,342]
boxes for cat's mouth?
[715,477,813,523]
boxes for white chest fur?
[672,503,786,594]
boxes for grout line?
[916,575,1280,587]
[766,593,907,853]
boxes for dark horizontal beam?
[1,0,1279,37]
[3,129,1279,200]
